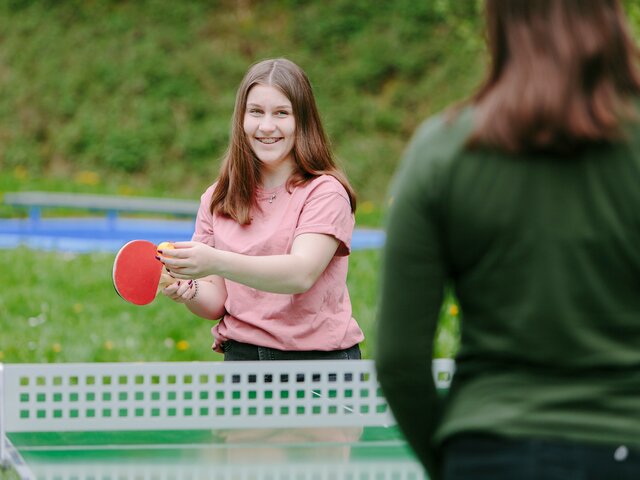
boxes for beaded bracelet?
[189,279,199,301]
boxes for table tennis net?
[1,360,454,433]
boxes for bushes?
[1,0,637,203]
[0,0,485,201]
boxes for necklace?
[268,192,277,203]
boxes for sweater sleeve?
[375,116,451,479]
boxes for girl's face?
[244,84,296,174]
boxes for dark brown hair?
[469,0,640,153]
[210,58,356,224]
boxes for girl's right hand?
[161,278,197,304]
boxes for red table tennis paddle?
[112,240,174,305]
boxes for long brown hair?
[210,58,356,224]
[469,0,640,153]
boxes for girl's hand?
[157,241,216,280]
[160,278,198,303]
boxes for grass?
[0,469,18,480]
[0,246,459,364]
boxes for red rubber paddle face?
[112,240,163,305]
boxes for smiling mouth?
[257,137,282,144]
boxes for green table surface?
[8,426,427,480]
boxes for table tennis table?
[0,359,455,480]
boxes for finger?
[161,280,187,303]
[180,280,195,295]
[172,241,196,249]
[157,257,182,270]
[156,248,184,260]
[185,280,198,301]
[167,271,192,280]
[180,280,197,301]
[162,284,179,297]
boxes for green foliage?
[624,0,640,36]
[0,0,487,204]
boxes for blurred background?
[1,0,638,364]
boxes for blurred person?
[159,58,363,361]
[375,1,640,479]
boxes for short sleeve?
[191,185,216,247]
[295,177,355,256]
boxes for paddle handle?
[157,268,176,294]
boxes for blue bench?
[3,191,200,231]
[1,191,385,253]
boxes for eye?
[247,108,263,116]
[275,110,290,118]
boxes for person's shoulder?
[411,107,474,159]
[400,107,475,176]
[307,174,345,190]
[200,181,218,199]
[197,181,218,207]
[300,175,349,198]
[390,107,475,202]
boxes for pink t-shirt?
[192,174,364,352]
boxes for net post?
[432,358,456,389]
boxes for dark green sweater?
[375,107,640,477]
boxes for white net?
[2,359,454,433]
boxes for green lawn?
[0,246,459,363]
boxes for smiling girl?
[158,58,364,361]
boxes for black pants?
[441,434,640,480]
[222,339,361,361]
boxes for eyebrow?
[246,103,292,109]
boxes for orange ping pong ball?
[156,242,175,256]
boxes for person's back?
[376,1,640,479]
[416,105,640,443]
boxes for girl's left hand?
[157,241,216,279]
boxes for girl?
[159,58,363,361]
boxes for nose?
[259,116,276,134]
